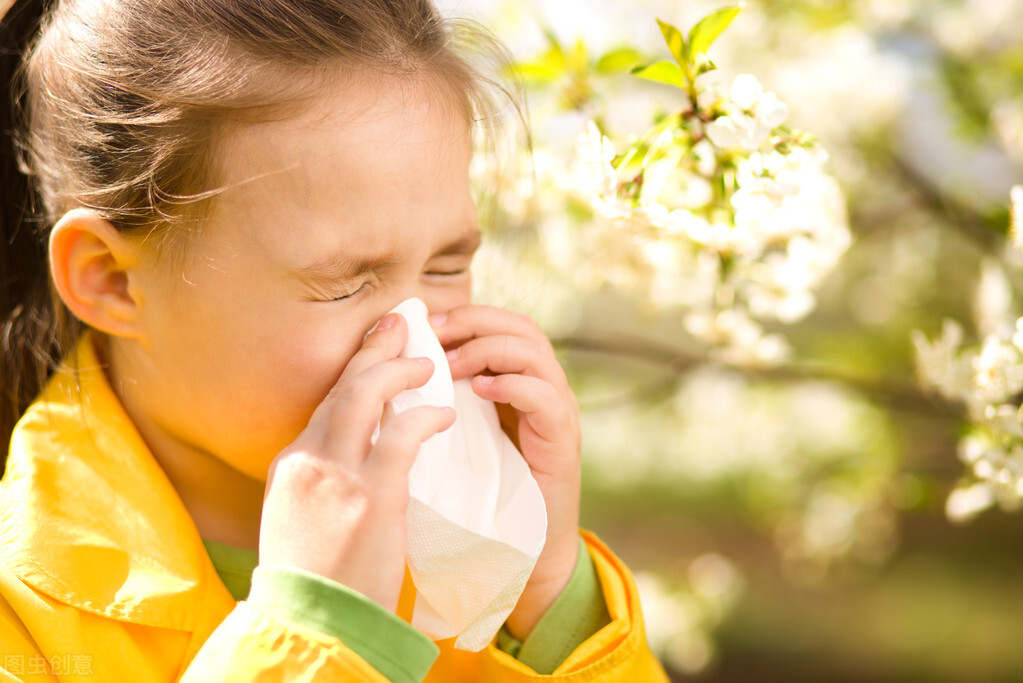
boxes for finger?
[307,312,411,428]
[364,405,456,481]
[337,313,410,382]
[380,401,396,430]
[430,305,548,348]
[472,374,572,442]
[318,357,436,461]
[446,335,566,383]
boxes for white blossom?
[1011,318,1023,353]
[575,121,625,216]
[692,139,718,177]
[695,69,725,112]
[730,74,789,130]
[746,250,818,324]
[914,193,1023,516]
[983,404,1023,438]
[558,47,847,367]
[1010,185,1023,251]
[756,91,790,128]
[975,259,1014,338]
[571,70,845,363]
[951,432,1023,518]
[706,114,770,151]
[684,309,792,366]
[912,319,971,401]
[971,334,1023,406]
[946,482,995,523]
[706,75,790,153]
[731,74,763,110]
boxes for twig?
[553,333,962,417]
[879,146,1005,254]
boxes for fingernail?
[428,313,447,327]
[415,356,432,365]
[476,375,494,386]
[445,347,460,362]
[376,314,399,331]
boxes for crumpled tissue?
[384,298,547,651]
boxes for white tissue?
[386,298,547,651]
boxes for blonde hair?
[1,0,517,457]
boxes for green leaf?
[687,4,743,60]
[631,60,687,89]
[568,39,589,73]
[539,41,567,72]
[596,47,643,75]
[507,60,562,86]
[506,43,568,86]
[656,18,687,65]
[542,28,564,54]
[528,30,566,74]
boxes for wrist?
[504,537,580,640]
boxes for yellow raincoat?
[0,336,669,681]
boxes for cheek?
[211,320,372,479]
[145,290,368,463]
[236,311,367,417]
[151,263,363,398]
[272,327,363,401]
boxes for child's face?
[120,74,477,481]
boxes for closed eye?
[327,282,368,301]
[425,269,467,277]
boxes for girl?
[0,0,668,680]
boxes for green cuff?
[249,565,438,683]
[497,536,612,674]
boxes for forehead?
[205,72,474,263]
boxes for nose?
[387,287,427,311]
[387,285,440,315]
[373,290,430,329]
[379,278,468,321]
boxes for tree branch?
[553,333,962,417]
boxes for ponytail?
[2,0,64,466]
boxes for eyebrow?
[434,230,482,259]
[296,229,482,283]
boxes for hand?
[258,313,456,612]
[431,305,582,639]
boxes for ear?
[49,208,146,340]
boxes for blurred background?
[438,0,1023,680]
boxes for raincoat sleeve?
[182,565,438,682]
[185,532,670,682]
[495,536,612,673]
[480,531,671,681]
